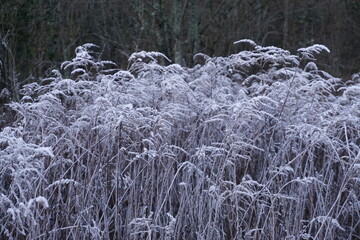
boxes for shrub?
[1,41,359,239]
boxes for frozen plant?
[0,41,359,239]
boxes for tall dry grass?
[1,41,359,239]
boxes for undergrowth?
[1,41,360,239]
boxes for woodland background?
[0,0,359,92]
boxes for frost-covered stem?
[313,122,353,239]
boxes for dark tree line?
[0,0,359,101]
